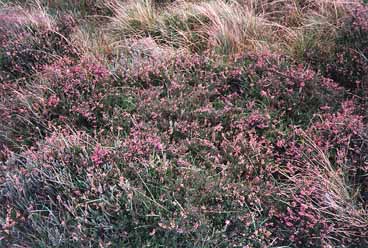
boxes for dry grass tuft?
[191,0,273,54]
[282,133,368,242]
[107,0,158,36]
[0,1,54,30]
[105,0,359,56]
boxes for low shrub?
[0,10,78,81]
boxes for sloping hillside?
[1,1,367,247]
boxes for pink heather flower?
[319,105,331,111]
[47,95,60,107]
[285,221,294,227]
[91,144,109,166]
[155,142,163,151]
[276,139,285,148]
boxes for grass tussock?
[107,0,276,54]
[105,0,359,56]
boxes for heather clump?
[307,100,368,209]
[325,4,368,90]
[226,52,344,126]
[0,127,270,247]
[42,56,111,126]
[2,49,366,247]
[273,134,368,247]
[0,80,47,151]
[129,51,343,126]
[268,99,368,246]
[0,56,113,152]
[0,131,120,246]
[300,3,368,92]
[1,1,368,247]
[0,10,78,81]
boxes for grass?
[1,0,368,247]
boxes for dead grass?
[0,0,54,29]
[104,0,358,57]
[107,0,158,36]
[281,133,368,242]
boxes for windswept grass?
[107,0,276,54]
[105,0,359,56]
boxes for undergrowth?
[1,0,368,247]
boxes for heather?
[1,1,368,247]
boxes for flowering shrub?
[325,4,368,90]
[243,53,343,125]
[272,132,368,247]
[42,56,111,125]
[0,12,78,81]
[0,56,112,153]
[302,3,368,92]
[1,2,368,247]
